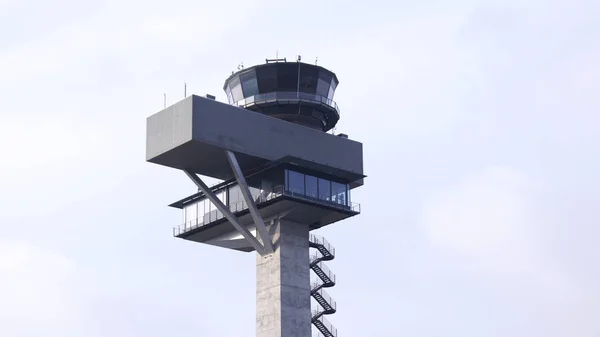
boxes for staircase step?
[310,235,337,337]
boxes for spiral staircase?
[309,234,337,337]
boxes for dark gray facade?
[146,95,364,185]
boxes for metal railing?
[310,234,336,257]
[312,288,337,311]
[233,91,340,115]
[311,261,336,284]
[173,184,360,237]
[311,311,338,337]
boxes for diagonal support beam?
[183,170,266,254]
[226,151,274,254]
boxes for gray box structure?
[146,60,365,337]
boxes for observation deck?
[224,61,340,131]
[171,164,360,252]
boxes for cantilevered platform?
[146,95,364,186]
[173,186,359,252]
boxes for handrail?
[311,261,336,284]
[312,288,336,310]
[174,184,359,237]
[311,312,337,337]
[310,234,336,256]
[310,235,338,336]
[232,91,340,115]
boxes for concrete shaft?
[256,220,311,337]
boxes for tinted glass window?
[305,175,318,199]
[316,70,332,97]
[277,63,299,91]
[328,79,338,100]
[299,65,318,94]
[318,178,330,201]
[288,170,304,195]
[229,76,243,102]
[256,65,278,92]
[331,182,347,206]
[240,70,259,97]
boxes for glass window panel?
[240,70,259,97]
[256,65,278,92]
[332,182,347,206]
[225,85,233,103]
[228,185,242,211]
[229,76,243,102]
[299,65,318,94]
[305,175,318,199]
[249,187,262,202]
[260,179,273,197]
[185,202,197,226]
[277,63,298,91]
[316,70,332,97]
[214,190,226,218]
[317,79,330,97]
[327,79,338,100]
[287,170,304,195]
[318,178,331,201]
[201,199,211,223]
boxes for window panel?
[229,76,243,102]
[185,202,197,227]
[332,182,347,206]
[225,85,233,103]
[316,71,332,97]
[240,70,259,97]
[228,185,242,211]
[214,190,226,218]
[256,65,278,92]
[277,63,299,91]
[249,187,262,202]
[299,65,318,94]
[328,79,338,100]
[318,178,331,201]
[288,170,305,195]
[305,175,318,199]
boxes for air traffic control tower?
[146,58,365,337]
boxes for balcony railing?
[173,185,360,237]
[232,91,340,116]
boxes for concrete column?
[256,219,311,337]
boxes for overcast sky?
[1,0,599,336]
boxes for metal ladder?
[309,234,337,337]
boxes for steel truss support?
[225,150,274,254]
[183,170,266,254]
